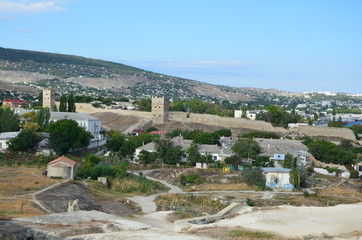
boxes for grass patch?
[183,183,258,192]
[228,229,275,239]
[110,175,169,195]
[156,194,225,215]
[167,210,204,222]
[0,167,61,197]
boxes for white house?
[0,131,20,151]
[353,161,362,176]
[246,110,258,120]
[134,142,157,162]
[133,137,230,163]
[262,167,294,189]
[49,112,105,149]
[15,109,105,149]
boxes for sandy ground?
[65,229,213,240]
[215,203,362,238]
[91,112,150,133]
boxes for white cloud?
[0,0,65,13]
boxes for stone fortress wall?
[68,102,357,142]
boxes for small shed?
[195,162,208,169]
[47,156,77,179]
[262,167,294,189]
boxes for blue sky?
[1,0,361,94]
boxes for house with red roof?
[149,130,166,136]
[47,156,77,179]
[2,99,29,109]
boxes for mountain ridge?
[0,47,298,102]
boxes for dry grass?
[189,227,283,240]
[0,167,61,197]
[0,198,46,218]
[0,166,62,218]
[156,194,226,216]
[185,182,258,192]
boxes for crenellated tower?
[151,96,169,123]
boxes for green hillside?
[0,47,172,79]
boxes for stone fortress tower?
[151,96,169,123]
[42,88,55,109]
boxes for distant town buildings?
[2,99,29,109]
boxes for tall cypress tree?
[67,94,76,112]
[59,95,67,112]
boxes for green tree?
[253,156,274,167]
[37,91,43,106]
[212,129,232,138]
[146,127,158,133]
[0,106,20,133]
[242,168,265,188]
[67,94,76,112]
[106,130,125,152]
[349,125,362,140]
[59,95,67,112]
[242,131,280,139]
[48,119,92,155]
[289,168,299,187]
[224,155,241,165]
[7,130,40,152]
[138,150,157,164]
[134,98,151,111]
[232,138,261,159]
[283,153,296,168]
[186,144,201,165]
[307,140,354,165]
[86,153,101,169]
[155,139,183,164]
[257,105,301,128]
[36,108,50,131]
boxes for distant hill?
[0,47,295,102]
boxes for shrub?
[180,174,187,186]
[349,170,359,179]
[242,168,265,188]
[303,191,310,197]
[246,198,255,206]
[228,229,275,239]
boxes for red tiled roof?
[3,99,28,104]
[47,156,77,166]
[132,129,145,133]
[150,131,166,135]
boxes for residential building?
[0,131,20,151]
[262,167,294,189]
[47,156,77,179]
[255,138,311,167]
[2,99,29,109]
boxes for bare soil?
[91,112,148,132]
[153,121,258,136]
[36,181,139,216]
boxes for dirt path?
[128,170,303,213]
[128,171,183,213]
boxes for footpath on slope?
[127,170,183,213]
[127,170,303,213]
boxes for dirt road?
[128,171,183,213]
